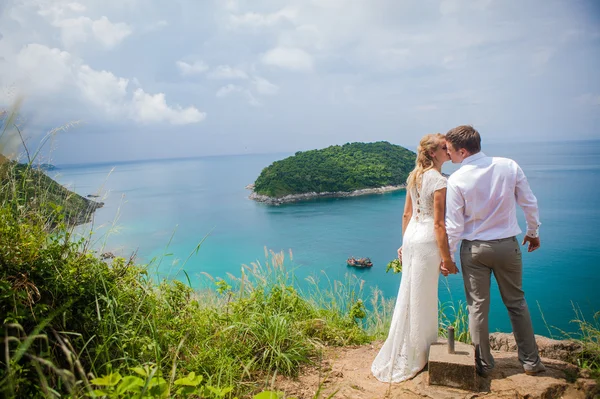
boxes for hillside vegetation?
[253,141,416,198]
[0,155,102,226]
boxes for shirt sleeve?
[445,177,465,261]
[514,164,541,238]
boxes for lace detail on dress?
[371,169,447,383]
[412,170,447,222]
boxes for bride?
[371,133,458,383]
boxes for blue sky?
[1,0,599,163]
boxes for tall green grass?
[0,104,372,397]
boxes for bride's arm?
[402,191,413,237]
[433,188,457,273]
[398,191,413,259]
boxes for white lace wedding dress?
[371,169,447,382]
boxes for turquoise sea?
[53,140,600,335]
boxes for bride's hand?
[440,261,450,277]
[397,246,403,259]
[442,259,459,275]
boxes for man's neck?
[462,151,484,164]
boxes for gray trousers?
[460,236,542,371]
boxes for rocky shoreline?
[247,184,406,205]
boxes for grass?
[539,302,600,380]
[0,104,372,397]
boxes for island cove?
[248,141,415,204]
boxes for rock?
[248,185,406,205]
[274,340,599,399]
[489,333,583,364]
[428,341,477,391]
[576,378,598,398]
[100,252,115,260]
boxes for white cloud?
[3,43,205,125]
[91,16,133,48]
[252,77,279,96]
[37,2,132,49]
[176,60,209,76]
[15,44,74,94]
[261,47,314,72]
[216,84,261,106]
[208,65,248,80]
[216,84,243,98]
[67,2,86,13]
[53,17,90,47]
[131,89,206,124]
[229,7,297,29]
[76,65,128,114]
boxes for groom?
[443,125,546,377]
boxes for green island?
[250,141,416,204]
[1,111,598,398]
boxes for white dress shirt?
[445,152,540,260]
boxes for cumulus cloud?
[76,65,129,115]
[228,7,297,29]
[3,43,205,125]
[176,60,209,76]
[261,47,314,71]
[208,65,248,80]
[37,2,132,49]
[252,77,279,96]
[14,44,73,94]
[131,89,206,124]
[90,16,133,48]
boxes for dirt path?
[275,341,598,399]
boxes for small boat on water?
[347,256,373,268]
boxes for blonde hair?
[406,133,445,190]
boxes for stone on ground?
[428,340,477,391]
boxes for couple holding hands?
[372,125,545,382]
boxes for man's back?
[446,152,540,252]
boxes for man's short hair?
[445,125,481,154]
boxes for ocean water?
[53,140,600,335]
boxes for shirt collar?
[462,152,486,165]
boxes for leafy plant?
[385,259,402,274]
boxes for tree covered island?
[250,141,416,205]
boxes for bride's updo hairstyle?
[406,133,445,191]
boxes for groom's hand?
[440,262,449,277]
[441,259,459,275]
[522,235,541,252]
